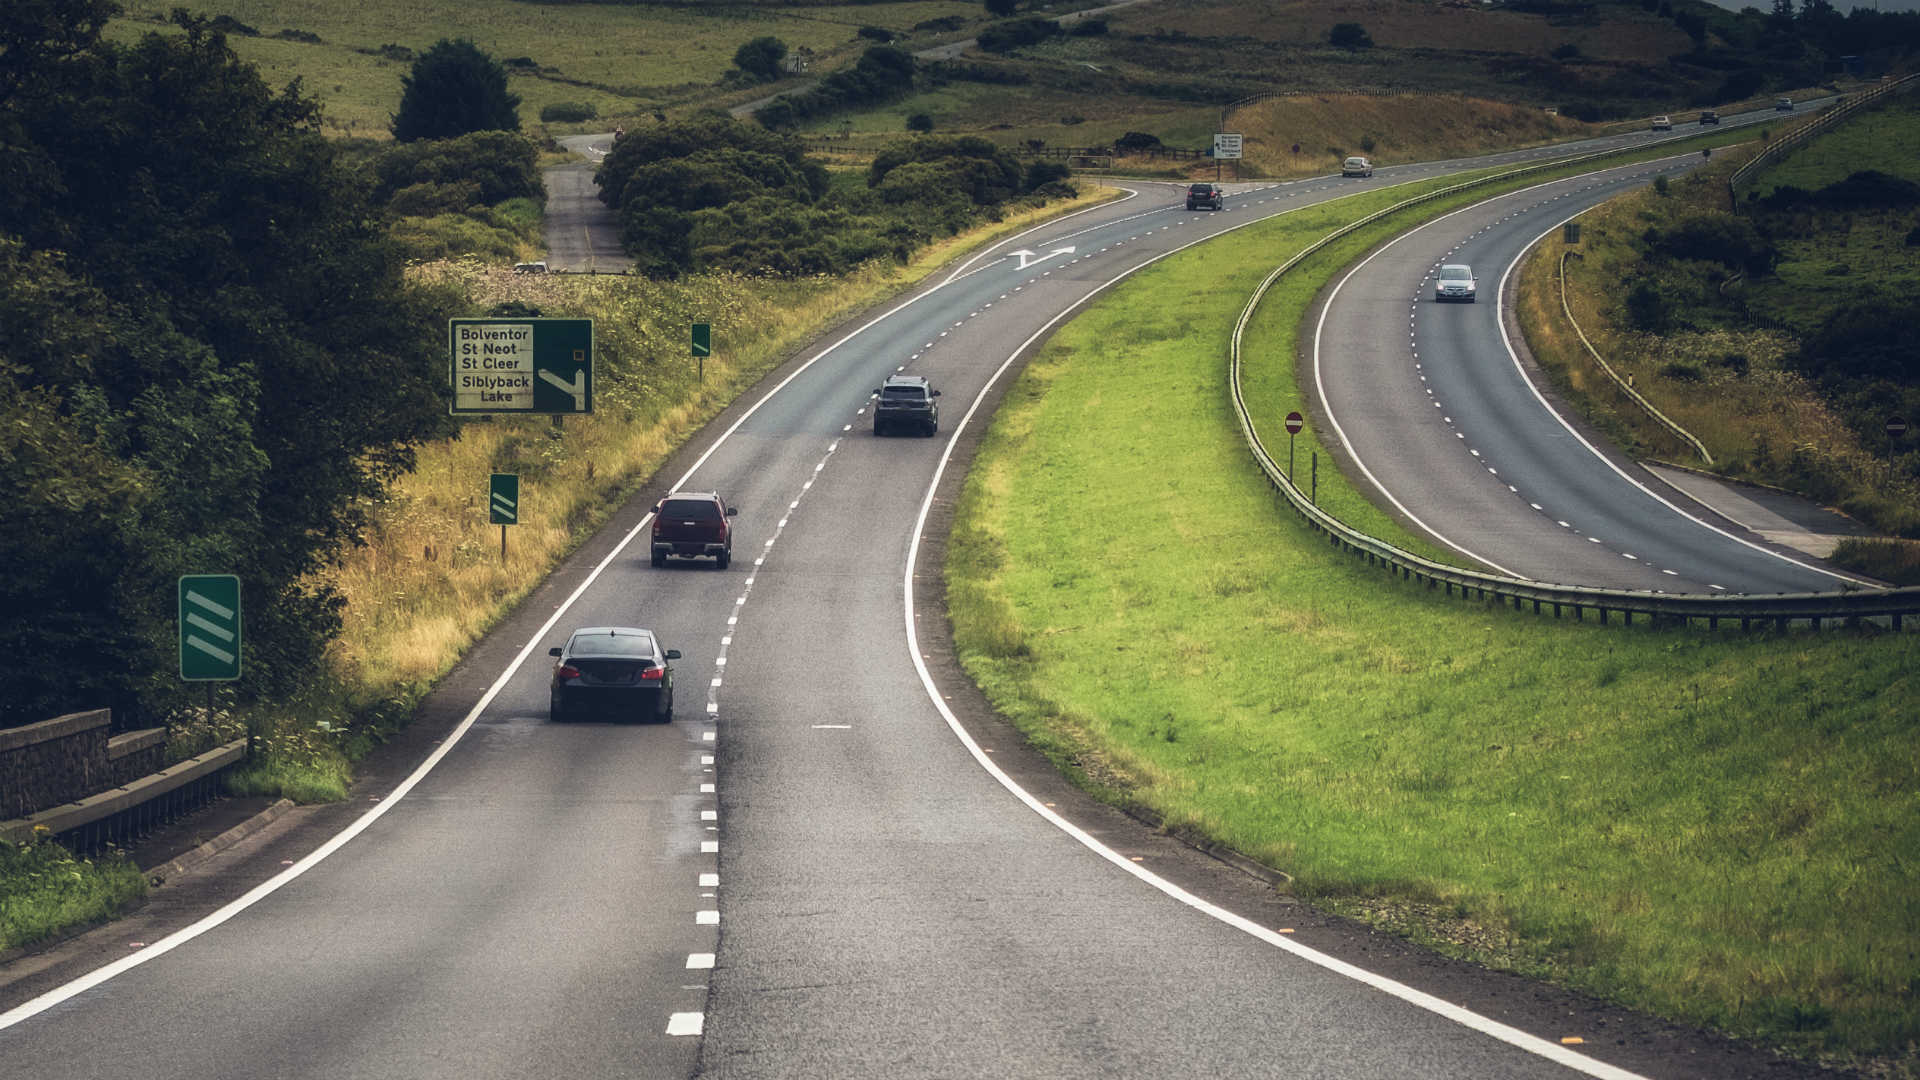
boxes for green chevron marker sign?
[179,574,242,681]
[692,322,711,357]
[490,473,519,525]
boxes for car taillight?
[640,666,665,681]
[556,664,581,679]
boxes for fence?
[1727,72,1920,208]
[1225,135,1920,630]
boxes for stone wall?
[0,710,119,819]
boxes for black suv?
[1186,183,1223,211]
[650,491,737,568]
[873,375,940,436]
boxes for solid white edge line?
[0,194,1037,1034]
[1492,208,1871,589]
[902,225,1649,1080]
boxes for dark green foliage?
[755,46,915,130]
[0,7,454,727]
[977,17,1060,54]
[985,0,1019,16]
[1069,17,1108,36]
[857,26,896,43]
[1551,43,1581,60]
[1760,171,1920,211]
[922,60,1031,86]
[1625,280,1672,332]
[907,112,933,132]
[1328,22,1373,50]
[390,39,521,142]
[1646,212,1775,273]
[372,130,544,209]
[733,36,786,83]
[596,117,1068,279]
[1711,68,1767,104]
[539,101,597,123]
[1792,300,1920,385]
[869,135,1023,205]
[1025,160,1071,191]
[1115,131,1161,152]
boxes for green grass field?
[108,0,986,134]
[946,163,1920,1071]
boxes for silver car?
[1341,156,1373,177]
[1434,264,1477,303]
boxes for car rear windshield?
[662,498,721,520]
[1190,184,1212,192]
[1439,267,1472,280]
[882,385,927,398]
[570,631,654,657]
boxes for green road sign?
[692,322,712,357]
[179,575,241,681]
[450,318,594,415]
[490,473,520,525]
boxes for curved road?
[0,113,1841,1080]
[1313,152,1860,594]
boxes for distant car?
[1698,110,1720,125]
[1650,116,1672,131]
[651,491,737,569]
[1433,263,1477,303]
[1775,96,1793,111]
[1186,182,1223,211]
[1341,156,1373,178]
[873,374,940,436]
[513,261,548,274]
[549,627,679,723]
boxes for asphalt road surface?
[0,112,1849,1080]
[545,134,632,273]
[1311,152,1861,593]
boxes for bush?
[1025,160,1071,191]
[858,26,896,42]
[373,130,545,209]
[1647,212,1774,273]
[1070,18,1109,36]
[1552,43,1582,60]
[907,112,934,132]
[1115,131,1161,152]
[539,101,598,123]
[978,17,1062,53]
[734,37,787,82]
[1329,22,1373,49]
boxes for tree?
[907,112,933,132]
[734,36,787,82]
[1,8,453,725]
[985,0,1019,16]
[1329,22,1373,50]
[391,38,520,142]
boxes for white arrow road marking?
[1008,246,1076,270]
[537,368,587,411]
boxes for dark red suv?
[650,491,737,569]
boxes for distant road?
[543,134,632,273]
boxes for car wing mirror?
[664,649,682,660]
[932,390,941,396]
[548,647,563,657]
[726,506,738,516]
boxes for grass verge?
[0,836,147,953]
[946,161,1920,1071]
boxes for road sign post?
[692,322,711,382]
[1311,452,1318,507]
[1888,416,1909,485]
[1212,132,1242,183]
[450,319,594,416]
[490,473,519,560]
[1284,411,1305,482]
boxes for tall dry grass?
[321,191,1112,702]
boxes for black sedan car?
[549,627,680,722]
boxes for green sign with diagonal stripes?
[179,574,242,681]
[489,473,519,525]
